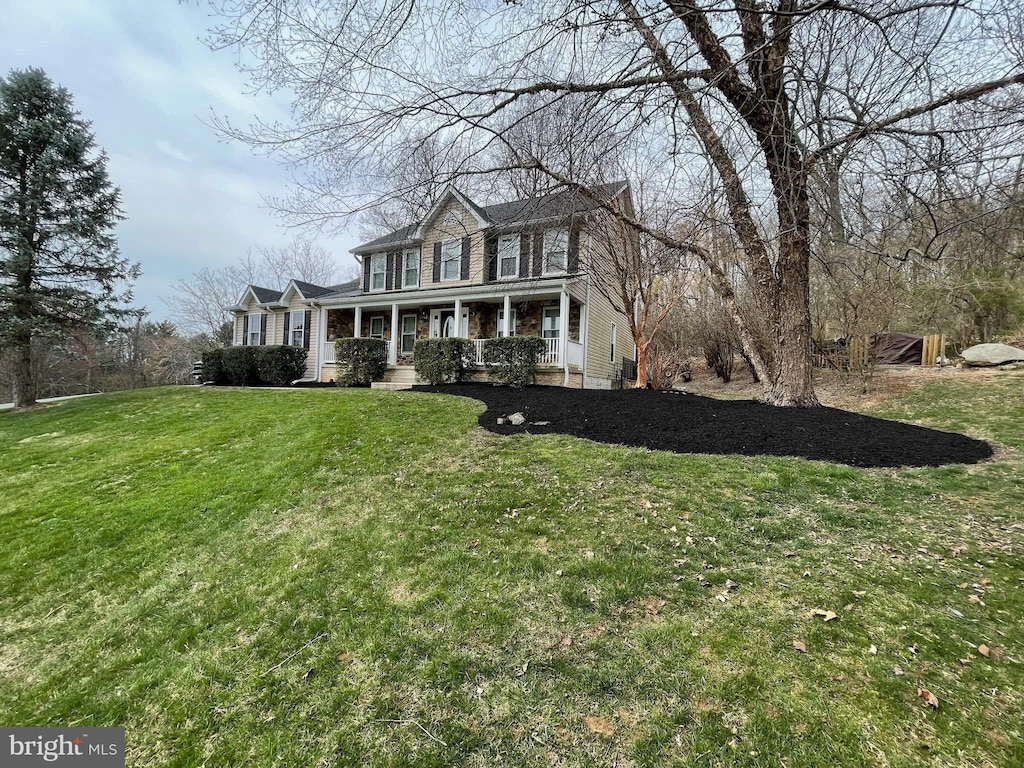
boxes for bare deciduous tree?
[206,0,1024,405]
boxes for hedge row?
[413,337,473,384]
[482,336,547,388]
[335,338,388,386]
[201,346,307,386]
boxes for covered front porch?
[318,290,584,378]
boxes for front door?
[430,309,469,337]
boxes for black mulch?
[413,384,993,468]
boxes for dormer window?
[544,230,568,274]
[370,253,387,291]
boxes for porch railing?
[321,339,394,364]
[325,336,566,367]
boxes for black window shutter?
[568,229,580,273]
[303,310,312,350]
[385,253,395,290]
[259,314,267,345]
[363,256,371,292]
[519,233,531,278]
[460,237,471,280]
[485,233,497,282]
[242,315,249,346]
[532,232,544,276]
[282,311,291,345]
[432,242,442,282]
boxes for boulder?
[508,412,526,426]
[961,343,1024,367]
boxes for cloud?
[155,140,192,164]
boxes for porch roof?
[311,276,576,309]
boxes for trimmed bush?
[221,346,261,386]
[200,348,227,385]
[257,345,308,386]
[414,337,473,384]
[483,336,547,388]
[335,338,388,386]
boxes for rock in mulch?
[413,384,992,469]
[961,343,1024,367]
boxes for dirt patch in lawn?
[414,384,992,468]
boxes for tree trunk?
[764,239,820,407]
[12,338,36,408]
[635,340,649,389]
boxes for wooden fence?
[814,334,947,369]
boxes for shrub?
[335,338,388,386]
[200,348,227,385]
[413,337,473,384]
[257,345,308,386]
[221,346,260,386]
[482,336,547,388]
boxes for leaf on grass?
[336,652,353,663]
[917,688,939,709]
[894,666,905,676]
[716,593,728,603]
[869,645,877,656]
[958,657,971,666]
[978,644,991,658]
[852,591,866,600]
[302,667,316,684]
[545,635,574,650]
[793,639,807,653]
[844,603,855,611]
[783,550,796,558]
[468,539,480,548]
[724,579,739,591]
[516,662,529,677]
[686,536,695,546]
[584,715,616,738]
[968,594,984,605]
[809,609,838,622]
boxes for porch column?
[502,294,511,337]
[389,303,399,365]
[353,306,362,338]
[559,288,570,386]
[454,298,462,336]
[318,307,327,372]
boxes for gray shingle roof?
[353,181,627,253]
[250,285,283,303]
[318,278,362,300]
[292,280,335,299]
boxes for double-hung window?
[247,313,262,346]
[290,310,305,347]
[498,235,519,279]
[544,230,568,274]
[369,316,385,339]
[370,253,387,291]
[400,314,417,354]
[403,250,419,288]
[542,307,560,339]
[497,307,517,337]
[441,240,461,281]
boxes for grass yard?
[0,376,1021,767]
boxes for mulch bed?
[413,384,993,468]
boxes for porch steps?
[371,366,419,391]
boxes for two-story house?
[227,182,638,388]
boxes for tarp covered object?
[873,333,923,364]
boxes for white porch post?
[453,298,462,336]
[389,303,399,365]
[559,288,570,386]
[502,294,511,337]
[353,306,362,338]
[318,307,327,374]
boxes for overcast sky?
[1,0,361,321]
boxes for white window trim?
[247,313,262,346]
[543,230,568,275]
[497,235,520,280]
[400,313,417,354]
[497,307,518,337]
[370,253,387,291]
[290,310,306,348]
[542,307,560,339]
[369,315,385,339]
[403,249,420,288]
[610,322,617,363]
[441,239,461,282]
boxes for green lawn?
[1,377,1021,767]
